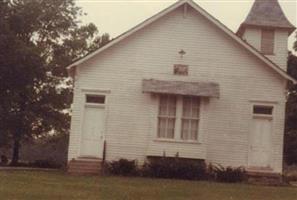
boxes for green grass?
[0,171,297,200]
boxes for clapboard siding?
[68,6,286,172]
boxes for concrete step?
[69,163,102,168]
[68,158,102,175]
[68,168,101,174]
[247,170,282,186]
[69,167,101,172]
[70,159,102,164]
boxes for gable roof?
[67,0,297,84]
[237,0,295,36]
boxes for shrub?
[142,157,207,180]
[212,165,247,183]
[104,159,138,176]
[0,155,8,165]
[9,160,60,168]
[31,160,61,168]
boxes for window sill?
[153,138,202,144]
[252,114,273,120]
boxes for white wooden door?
[80,105,105,158]
[248,117,272,168]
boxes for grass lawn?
[0,171,297,200]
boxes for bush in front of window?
[103,159,138,176]
[210,164,247,183]
[141,157,207,180]
[102,158,247,183]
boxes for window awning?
[142,79,220,98]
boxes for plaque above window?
[174,64,188,76]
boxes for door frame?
[247,101,276,169]
[78,88,110,158]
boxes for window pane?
[159,95,176,116]
[86,95,105,104]
[183,97,191,117]
[168,96,176,116]
[159,95,167,106]
[183,96,191,105]
[183,96,200,118]
[183,104,191,117]
[192,106,200,118]
[253,105,273,115]
[168,106,176,116]
[158,118,167,138]
[168,96,177,107]
[159,105,167,115]
[159,96,167,115]
[157,95,177,139]
[190,120,199,140]
[181,96,200,141]
[181,119,190,140]
[167,119,175,139]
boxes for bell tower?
[237,0,295,71]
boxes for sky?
[75,0,297,51]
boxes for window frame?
[251,103,275,119]
[82,88,109,108]
[85,94,106,105]
[156,95,201,143]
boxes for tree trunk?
[10,137,20,166]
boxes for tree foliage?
[0,0,109,163]
[285,33,297,165]
[285,51,297,165]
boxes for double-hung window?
[181,96,200,140]
[157,95,200,141]
[158,95,176,139]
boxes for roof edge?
[66,0,188,70]
[237,23,296,37]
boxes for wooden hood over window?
[142,79,220,98]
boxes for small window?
[261,29,274,55]
[253,105,273,115]
[86,95,105,104]
[174,64,188,76]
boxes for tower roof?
[237,0,295,35]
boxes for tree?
[285,51,297,165]
[0,0,109,165]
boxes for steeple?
[237,0,295,36]
[236,0,295,71]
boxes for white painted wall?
[68,6,287,173]
[242,28,289,71]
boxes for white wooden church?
[66,0,296,175]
